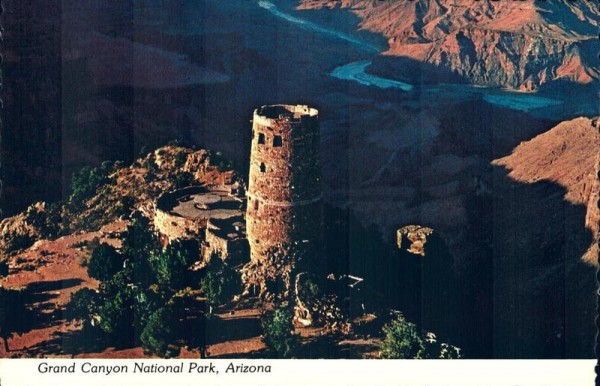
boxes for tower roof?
[255,104,318,121]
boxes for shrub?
[379,315,425,359]
[44,202,64,238]
[121,214,157,257]
[109,195,134,219]
[88,243,124,282]
[133,288,162,333]
[140,307,181,358]
[423,332,461,359]
[65,288,99,321]
[96,273,136,341]
[261,306,299,358]
[150,240,198,290]
[70,161,113,204]
[3,231,35,254]
[199,256,241,314]
[439,342,461,359]
[298,277,321,302]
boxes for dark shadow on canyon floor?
[322,163,596,358]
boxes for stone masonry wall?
[246,105,323,266]
[154,187,210,242]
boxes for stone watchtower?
[246,104,323,271]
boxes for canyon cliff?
[493,117,600,265]
[298,0,600,90]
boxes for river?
[257,0,599,117]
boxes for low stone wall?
[154,208,207,242]
[203,217,249,264]
[205,227,230,258]
[154,187,210,241]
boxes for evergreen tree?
[65,288,99,322]
[88,243,124,282]
[199,256,241,314]
[140,307,181,358]
[261,306,299,358]
[150,240,198,290]
[379,315,425,359]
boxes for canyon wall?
[299,0,600,90]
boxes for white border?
[0,359,594,386]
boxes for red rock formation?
[298,0,600,90]
[493,117,600,264]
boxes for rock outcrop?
[298,0,600,90]
[397,225,435,256]
[0,202,60,257]
[0,146,244,255]
[493,117,600,264]
[73,146,244,229]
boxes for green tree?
[199,256,241,314]
[3,230,34,254]
[88,243,124,282]
[121,214,157,258]
[118,213,161,288]
[150,240,198,290]
[140,307,181,358]
[96,271,136,341]
[65,288,99,322]
[261,306,299,358]
[70,161,114,203]
[133,288,162,333]
[200,271,221,315]
[379,315,425,359]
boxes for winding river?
[258,0,572,114]
[257,0,380,53]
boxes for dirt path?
[1,219,380,358]
[1,221,125,357]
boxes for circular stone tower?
[246,104,322,268]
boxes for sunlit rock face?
[397,225,435,257]
[298,0,600,90]
[493,117,600,265]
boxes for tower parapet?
[246,104,323,270]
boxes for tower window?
[254,200,259,211]
[273,135,282,147]
[258,133,265,145]
[260,163,266,173]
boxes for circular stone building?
[246,105,323,265]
